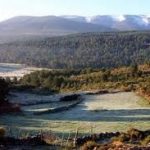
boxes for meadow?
[1,91,150,138]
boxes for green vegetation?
[0,31,150,149]
[0,31,150,68]
[18,64,150,101]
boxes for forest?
[17,64,150,101]
[0,31,149,69]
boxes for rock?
[60,94,80,101]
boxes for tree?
[131,64,138,77]
[0,78,9,103]
[12,77,18,84]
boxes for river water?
[0,63,23,72]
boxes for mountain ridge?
[0,15,150,43]
[0,15,150,36]
[0,15,112,35]
[62,15,150,30]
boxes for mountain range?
[0,15,150,39]
[0,16,111,36]
[0,15,149,69]
[62,15,150,30]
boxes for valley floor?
[1,91,150,137]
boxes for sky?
[0,0,150,21]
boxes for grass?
[1,92,150,137]
[2,121,150,139]
[137,97,150,107]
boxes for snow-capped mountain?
[62,15,150,30]
[0,15,150,41]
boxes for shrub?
[127,128,143,141]
[81,141,98,150]
[141,135,150,146]
[0,127,6,137]
[111,133,130,143]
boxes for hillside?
[0,31,150,68]
[0,15,150,43]
[62,15,150,31]
[0,16,112,37]
[0,15,150,37]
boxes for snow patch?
[142,16,150,25]
[113,15,126,22]
[85,16,92,23]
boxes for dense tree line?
[19,65,150,100]
[0,31,149,69]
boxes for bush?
[111,133,130,142]
[81,141,98,150]
[141,135,150,146]
[0,127,5,137]
[127,128,143,141]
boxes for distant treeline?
[0,31,150,68]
